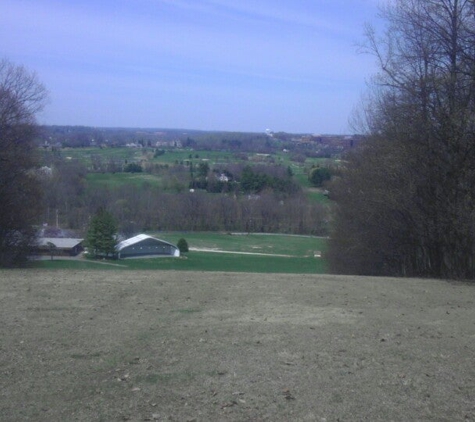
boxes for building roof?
[37,238,84,249]
[116,234,178,251]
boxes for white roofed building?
[115,234,180,259]
[35,238,84,256]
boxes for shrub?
[308,167,331,187]
[177,238,189,253]
[124,163,143,173]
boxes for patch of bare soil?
[1,270,474,421]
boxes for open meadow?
[1,270,474,421]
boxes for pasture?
[1,271,474,421]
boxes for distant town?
[37,125,363,158]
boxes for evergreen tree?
[86,208,118,258]
[177,238,189,253]
[308,167,331,187]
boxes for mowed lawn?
[156,232,325,256]
[33,233,328,274]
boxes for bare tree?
[328,0,475,278]
[0,59,48,266]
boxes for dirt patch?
[1,270,474,421]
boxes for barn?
[116,234,180,259]
[36,237,84,256]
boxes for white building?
[115,234,180,259]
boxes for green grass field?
[155,232,326,255]
[61,147,141,166]
[34,252,326,273]
[32,233,328,274]
[306,189,330,203]
[152,150,238,166]
[86,172,163,188]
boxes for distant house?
[115,234,180,259]
[218,173,229,182]
[35,238,84,256]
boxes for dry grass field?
[1,270,475,421]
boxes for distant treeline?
[36,125,359,158]
[88,187,326,236]
[39,156,328,237]
[36,125,274,150]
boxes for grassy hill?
[2,270,473,421]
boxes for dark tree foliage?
[328,0,475,279]
[124,162,143,173]
[240,165,299,194]
[177,238,189,253]
[39,158,88,228]
[308,167,331,187]
[196,162,210,178]
[86,208,118,258]
[0,59,47,266]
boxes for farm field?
[1,270,474,421]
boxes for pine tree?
[177,238,189,253]
[86,208,118,258]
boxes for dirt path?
[189,247,296,257]
[1,270,474,421]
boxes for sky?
[0,0,386,134]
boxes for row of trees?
[328,0,475,279]
[40,174,328,237]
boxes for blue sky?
[1,0,385,133]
